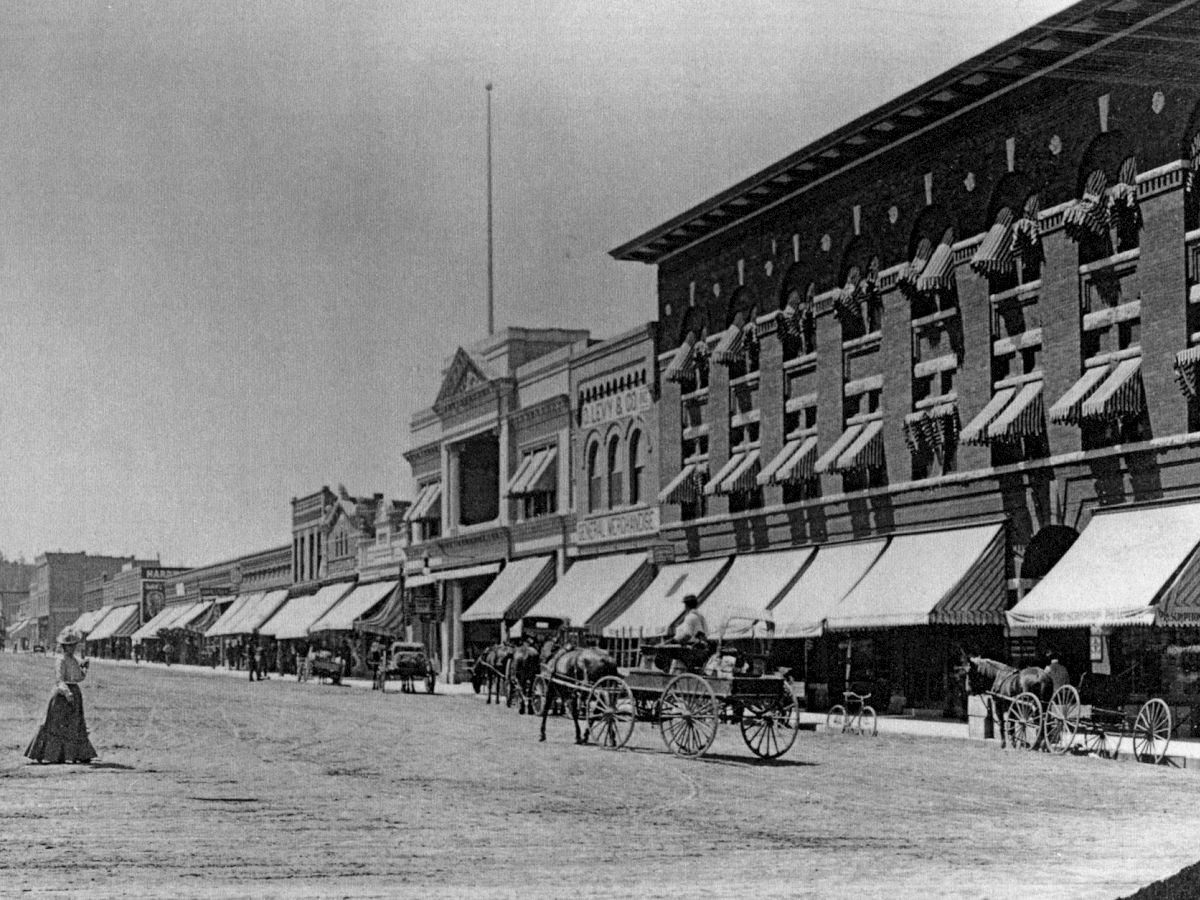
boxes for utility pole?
[485,82,495,337]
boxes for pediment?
[435,348,495,410]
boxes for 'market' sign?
[579,386,652,429]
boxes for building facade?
[28,553,159,648]
[607,0,1200,707]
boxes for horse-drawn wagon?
[577,612,803,759]
[308,650,344,685]
[378,641,437,694]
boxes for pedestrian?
[24,627,97,765]
[132,642,141,666]
[253,642,265,681]
[1046,653,1070,691]
[162,640,173,667]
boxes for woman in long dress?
[24,627,97,764]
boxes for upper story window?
[606,435,624,508]
[628,429,646,506]
[587,440,603,513]
[1063,138,1141,264]
[507,444,558,521]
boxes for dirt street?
[2,653,1198,899]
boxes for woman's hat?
[57,627,84,647]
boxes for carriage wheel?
[825,705,847,734]
[739,689,801,758]
[1082,723,1110,758]
[531,675,548,716]
[1045,685,1080,755]
[658,673,719,758]
[1133,698,1172,764]
[425,671,436,694]
[1006,692,1043,750]
[586,676,635,751]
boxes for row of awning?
[128,600,216,644]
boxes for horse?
[505,643,542,714]
[472,643,514,705]
[538,645,619,744]
[960,655,1054,749]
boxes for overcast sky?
[0,0,1071,566]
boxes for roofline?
[610,0,1191,264]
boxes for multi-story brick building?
[605,0,1200,710]
[28,553,158,649]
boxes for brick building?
[27,553,158,649]
[605,0,1200,709]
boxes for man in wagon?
[652,594,709,673]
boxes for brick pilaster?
[956,266,994,472]
[1138,179,1188,438]
[1039,225,1084,456]
[757,315,786,507]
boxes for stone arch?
[1020,524,1079,581]
[725,286,758,329]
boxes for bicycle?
[825,690,878,736]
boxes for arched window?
[587,440,603,513]
[606,435,624,509]
[628,430,646,506]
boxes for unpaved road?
[1,653,1197,899]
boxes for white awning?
[67,607,112,638]
[603,556,732,639]
[461,556,556,622]
[1008,502,1200,628]
[824,523,1006,630]
[771,540,888,638]
[405,483,442,522]
[205,592,260,638]
[85,604,140,642]
[697,548,814,638]
[258,583,356,640]
[130,602,196,644]
[511,448,557,496]
[309,580,399,634]
[504,454,537,497]
[404,562,502,590]
[522,553,653,629]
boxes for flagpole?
[485,82,495,337]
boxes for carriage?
[1041,676,1173,763]
[578,611,803,759]
[976,662,1174,763]
[308,650,344,685]
[379,641,437,694]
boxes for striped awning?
[1010,194,1042,263]
[664,331,699,383]
[970,208,1015,276]
[814,423,865,474]
[705,451,749,496]
[902,403,960,455]
[1063,169,1110,243]
[507,447,557,497]
[836,419,884,472]
[260,583,355,640]
[757,435,818,486]
[130,603,194,644]
[897,238,932,296]
[722,449,761,494]
[915,229,957,294]
[310,581,399,634]
[961,387,1016,445]
[712,313,750,365]
[86,604,140,642]
[659,463,707,505]
[522,553,654,630]
[404,482,442,523]
[825,524,1006,630]
[1079,357,1143,422]
[460,555,556,623]
[987,381,1045,440]
[1048,365,1112,426]
[1174,346,1200,398]
[1009,502,1200,628]
[354,589,407,637]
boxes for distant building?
[162,545,291,609]
[28,553,159,647]
[84,562,191,623]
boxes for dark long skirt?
[24,684,96,763]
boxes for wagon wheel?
[425,671,436,694]
[1006,692,1043,750]
[658,673,719,758]
[739,688,801,758]
[825,705,847,734]
[1045,685,1080,755]
[531,675,548,716]
[1082,722,1110,758]
[586,676,636,751]
[1132,698,1171,764]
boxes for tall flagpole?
[485,82,495,337]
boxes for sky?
[0,0,1072,566]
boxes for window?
[606,435,624,509]
[628,430,646,506]
[587,441,603,513]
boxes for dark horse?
[472,643,514,705]
[538,645,619,744]
[961,655,1054,748]
[506,642,542,714]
